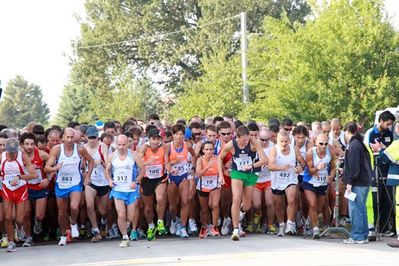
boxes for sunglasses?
[284,127,292,131]
[318,142,328,146]
[88,136,97,140]
[220,132,231,136]
[260,138,270,142]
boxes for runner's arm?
[295,147,306,168]
[21,153,38,180]
[306,149,317,175]
[218,141,232,178]
[252,139,268,168]
[267,147,285,171]
[79,146,95,183]
[44,145,62,174]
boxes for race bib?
[173,162,188,176]
[235,156,252,171]
[113,169,131,186]
[312,169,328,187]
[58,174,73,186]
[146,164,163,179]
[278,171,292,180]
[202,175,218,190]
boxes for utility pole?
[241,12,249,104]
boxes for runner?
[0,133,8,248]
[218,121,234,236]
[165,124,196,238]
[45,128,94,246]
[218,125,268,241]
[303,134,336,238]
[269,130,307,236]
[105,135,141,247]
[196,141,222,238]
[251,128,276,234]
[138,128,168,241]
[84,126,110,242]
[20,133,53,247]
[1,138,37,252]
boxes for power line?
[76,14,240,50]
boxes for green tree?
[247,0,399,124]
[0,76,50,129]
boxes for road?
[0,234,397,266]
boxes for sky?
[0,0,399,120]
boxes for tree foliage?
[0,76,50,129]
[247,0,399,124]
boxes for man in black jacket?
[343,122,373,244]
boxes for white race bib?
[146,164,163,179]
[234,156,252,171]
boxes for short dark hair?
[234,120,244,129]
[0,125,7,132]
[172,124,185,134]
[79,124,89,134]
[379,111,395,123]
[205,124,217,133]
[268,118,280,127]
[36,135,47,144]
[269,123,280,133]
[189,122,202,130]
[236,125,250,137]
[292,125,308,137]
[0,132,8,139]
[145,124,157,135]
[247,123,259,132]
[100,132,113,141]
[124,131,133,139]
[218,121,231,131]
[175,119,186,126]
[128,127,142,138]
[282,118,293,127]
[104,121,116,130]
[32,124,45,135]
[20,132,36,145]
[213,116,224,124]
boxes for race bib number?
[146,164,162,179]
[201,175,218,191]
[235,156,252,171]
[313,170,328,187]
[173,162,188,176]
[278,171,292,180]
[113,169,131,186]
[59,175,73,185]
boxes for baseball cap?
[86,126,99,138]
[5,138,19,153]
[148,128,161,138]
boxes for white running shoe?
[221,217,232,236]
[71,224,80,238]
[180,227,189,238]
[58,236,67,246]
[231,230,240,241]
[176,223,182,236]
[188,219,198,234]
[277,224,285,237]
[170,220,177,235]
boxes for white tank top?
[271,145,298,190]
[257,143,274,183]
[308,147,331,187]
[1,151,26,191]
[56,144,82,189]
[111,151,135,192]
[86,144,108,187]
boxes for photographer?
[343,122,373,244]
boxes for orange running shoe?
[199,227,207,239]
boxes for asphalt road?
[0,234,397,266]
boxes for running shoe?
[176,223,182,236]
[130,230,138,241]
[231,231,240,241]
[199,227,208,239]
[312,228,320,239]
[221,217,231,236]
[285,221,296,236]
[146,227,156,241]
[33,218,43,235]
[239,224,246,237]
[1,236,9,248]
[23,236,33,247]
[343,238,368,244]
[91,232,102,242]
[15,226,25,243]
[267,224,277,235]
[157,220,167,235]
[66,230,72,243]
[58,236,67,246]
[71,224,80,238]
[170,220,177,235]
[368,230,377,242]
[137,228,146,239]
[119,238,129,248]
[277,225,285,237]
[7,241,16,252]
[211,227,220,236]
[188,219,198,234]
[180,227,189,238]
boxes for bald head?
[277,129,289,138]
[116,134,128,153]
[63,127,76,146]
[316,133,328,143]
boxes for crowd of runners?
[0,111,397,252]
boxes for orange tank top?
[202,155,218,177]
[169,141,189,177]
[144,146,165,179]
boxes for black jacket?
[343,137,373,187]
